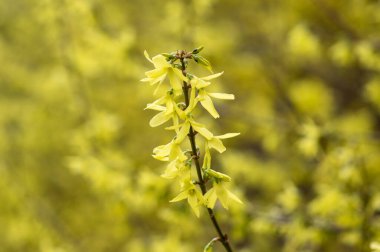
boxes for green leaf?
[203,237,219,252]
[193,55,213,73]
[192,45,204,54]
[204,244,213,252]
[161,52,175,60]
[206,169,231,182]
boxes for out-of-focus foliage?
[1,0,380,251]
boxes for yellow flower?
[204,181,242,209]
[207,133,240,153]
[161,156,190,180]
[188,118,214,140]
[174,121,191,144]
[170,179,204,217]
[190,72,224,89]
[197,90,235,119]
[152,140,182,161]
[145,93,178,128]
[189,71,234,118]
[141,50,187,92]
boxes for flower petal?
[152,142,172,161]
[189,119,205,128]
[172,100,186,119]
[227,190,243,205]
[191,78,211,89]
[153,81,163,95]
[145,68,167,79]
[215,183,229,209]
[144,50,153,63]
[165,123,182,131]
[188,192,200,217]
[168,70,183,91]
[149,111,172,127]
[169,143,181,160]
[152,155,168,161]
[145,104,166,111]
[202,143,211,169]
[208,137,226,153]
[161,160,178,179]
[185,87,198,114]
[164,99,174,115]
[152,55,170,68]
[191,123,213,140]
[153,142,171,156]
[204,187,217,209]
[208,93,235,100]
[172,114,180,134]
[175,121,190,144]
[140,77,151,82]
[200,94,220,119]
[215,133,240,139]
[173,68,188,82]
[201,71,224,81]
[170,190,189,202]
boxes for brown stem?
[179,54,233,252]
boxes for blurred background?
[1,0,380,251]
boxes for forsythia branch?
[142,47,242,252]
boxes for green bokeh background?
[1,0,380,251]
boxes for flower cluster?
[142,48,242,217]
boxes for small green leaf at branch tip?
[203,237,220,252]
[192,55,213,73]
[161,53,176,60]
[192,45,204,54]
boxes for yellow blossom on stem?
[143,48,241,252]
[190,72,224,89]
[208,133,240,153]
[141,50,188,93]
[204,181,243,209]
[197,90,235,118]
[170,179,204,217]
